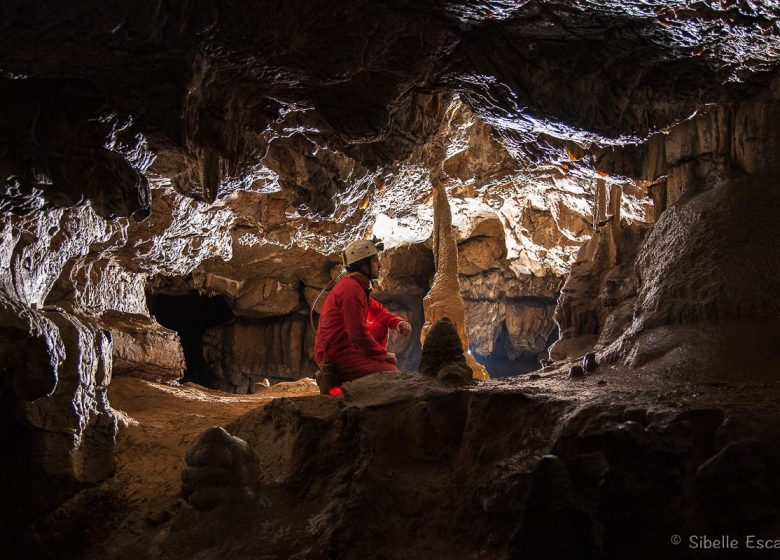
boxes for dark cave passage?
[471,336,545,378]
[476,327,560,378]
[147,292,234,388]
[469,300,560,378]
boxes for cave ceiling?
[1,0,779,255]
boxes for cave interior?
[1,1,780,559]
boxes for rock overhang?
[2,1,779,225]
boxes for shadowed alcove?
[147,292,233,388]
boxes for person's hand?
[397,321,412,336]
[385,352,398,365]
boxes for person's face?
[369,255,381,279]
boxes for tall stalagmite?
[421,175,489,380]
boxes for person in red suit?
[314,239,412,394]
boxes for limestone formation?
[0,293,118,545]
[583,352,598,373]
[434,363,472,386]
[202,315,316,393]
[181,426,258,511]
[108,314,185,383]
[1,4,776,223]
[0,181,236,531]
[419,317,472,386]
[149,374,780,560]
[552,85,780,381]
[457,235,505,276]
[599,173,780,379]
[466,299,558,367]
[233,277,302,319]
[421,178,489,380]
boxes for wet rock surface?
[2,1,778,218]
[553,85,780,381]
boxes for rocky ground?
[21,376,318,559]
[19,365,780,560]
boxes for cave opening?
[147,292,234,388]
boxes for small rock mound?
[419,317,473,385]
[181,426,259,511]
[583,352,598,373]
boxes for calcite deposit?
[1,1,780,558]
[553,82,780,383]
[419,317,473,385]
[181,426,258,511]
[422,178,489,380]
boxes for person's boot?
[316,361,339,395]
[315,371,329,395]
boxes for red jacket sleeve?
[368,297,402,329]
[342,286,388,358]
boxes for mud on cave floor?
[25,367,780,560]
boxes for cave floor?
[28,376,321,560]
[31,367,780,560]
[480,362,780,410]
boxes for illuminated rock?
[421,177,489,380]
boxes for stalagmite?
[421,173,489,380]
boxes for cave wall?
[145,98,599,385]
[456,216,562,373]
[0,92,613,405]
[4,0,776,218]
[0,184,233,526]
[0,290,116,535]
[552,80,780,380]
[365,100,603,375]
[203,314,316,392]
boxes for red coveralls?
[314,272,401,383]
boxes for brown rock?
[437,363,472,386]
[419,317,472,385]
[182,426,258,511]
[203,315,316,392]
[583,352,598,373]
[458,236,506,276]
[103,312,185,382]
[234,276,301,318]
[421,180,488,380]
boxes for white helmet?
[344,239,379,266]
